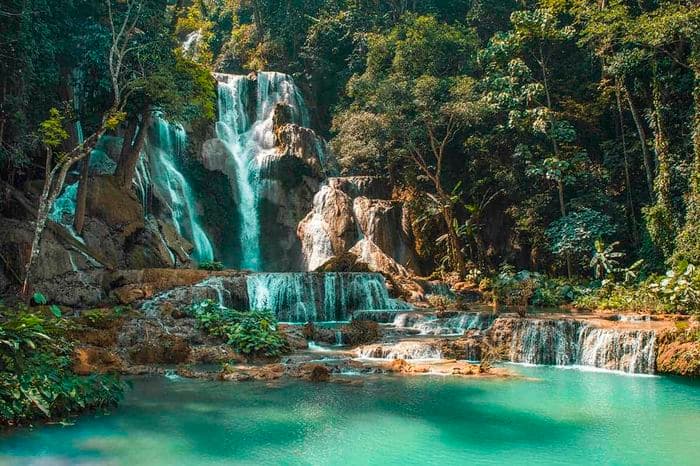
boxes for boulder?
[72,347,125,375]
[86,176,144,238]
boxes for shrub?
[341,320,380,346]
[198,260,225,271]
[0,305,125,426]
[187,300,287,356]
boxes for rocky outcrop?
[328,177,391,200]
[352,197,419,271]
[297,175,422,283]
[297,184,358,269]
[656,325,700,377]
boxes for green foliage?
[0,304,125,426]
[575,263,700,315]
[546,209,616,264]
[197,260,224,271]
[492,267,585,308]
[187,300,287,357]
[38,109,69,149]
[589,240,625,279]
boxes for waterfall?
[355,341,443,360]
[246,272,410,322]
[213,72,311,271]
[299,185,337,270]
[507,319,657,374]
[396,312,495,336]
[146,115,214,262]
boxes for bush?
[0,305,125,427]
[341,320,380,346]
[491,268,585,309]
[573,263,700,315]
[198,260,225,271]
[187,300,287,356]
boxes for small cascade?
[213,72,312,271]
[506,319,657,374]
[49,182,79,232]
[145,115,214,262]
[577,327,656,374]
[246,272,410,322]
[355,341,443,360]
[398,312,495,336]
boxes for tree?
[23,0,149,295]
[332,15,480,276]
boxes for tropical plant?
[198,260,225,271]
[589,240,625,279]
[187,300,287,357]
[0,304,125,426]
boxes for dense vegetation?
[187,299,287,356]
[0,301,124,427]
[1,0,700,313]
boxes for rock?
[72,347,125,375]
[0,218,105,307]
[298,363,331,382]
[297,185,358,270]
[656,326,700,377]
[113,283,155,304]
[274,123,326,179]
[327,177,392,200]
[86,176,144,238]
[315,252,370,273]
[189,345,244,365]
[352,197,419,271]
[127,334,191,365]
[349,239,409,278]
[158,220,194,264]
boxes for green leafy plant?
[198,260,225,271]
[187,300,287,357]
[589,240,625,279]
[0,304,125,426]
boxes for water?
[145,115,214,262]
[2,367,698,465]
[393,312,495,336]
[506,319,657,374]
[213,72,310,271]
[246,272,410,322]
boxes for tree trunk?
[22,128,105,295]
[652,74,672,208]
[440,197,466,278]
[115,109,152,189]
[616,81,639,245]
[624,86,655,201]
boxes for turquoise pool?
[2,366,699,465]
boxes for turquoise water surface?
[2,366,699,465]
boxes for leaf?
[50,305,62,318]
[32,292,47,305]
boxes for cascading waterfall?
[145,115,214,262]
[394,312,495,336]
[246,272,410,322]
[214,72,310,271]
[507,319,656,374]
[299,185,336,270]
[355,341,443,360]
